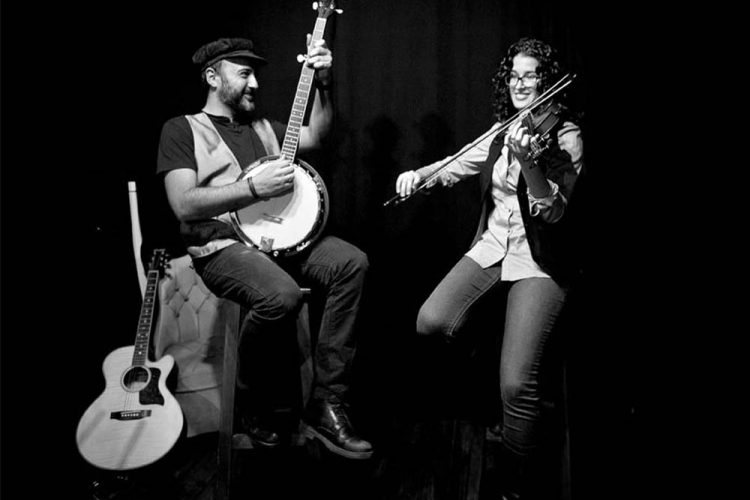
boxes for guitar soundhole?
[122,366,151,392]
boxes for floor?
[81,416,569,500]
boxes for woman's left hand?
[505,119,534,164]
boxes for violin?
[518,99,568,162]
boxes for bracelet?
[247,176,260,199]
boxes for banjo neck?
[280,4,335,162]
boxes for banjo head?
[230,156,329,257]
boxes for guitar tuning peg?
[296,54,308,63]
[311,2,342,13]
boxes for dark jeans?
[193,236,369,406]
[416,256,567,457]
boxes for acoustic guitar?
[76,248,183,470]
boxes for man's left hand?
[305,35,332,85]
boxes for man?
[156,36,373,459]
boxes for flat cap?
[192,37,268,71]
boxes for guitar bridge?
[110,410,152,420]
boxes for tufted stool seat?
[153,254,240,437]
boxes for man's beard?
[219,83,255,116]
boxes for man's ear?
[204,66,220,89]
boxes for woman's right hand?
[248,157,295,198]
[395,170,422,198]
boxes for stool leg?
[560,361,572,500]
[296,289,314,410]
[216,317,239,499]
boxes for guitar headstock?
[148,248,169,278]
[313,1,342,18]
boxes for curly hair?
[490,37,564,122]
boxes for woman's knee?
[416,303,451,338]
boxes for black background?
[1,0,666,497]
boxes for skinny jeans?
[416,256,567,456]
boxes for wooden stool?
[215,288,313,499]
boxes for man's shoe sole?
[300,423,373,459]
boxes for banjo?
[231,1,341,257]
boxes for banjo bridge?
[261,213,285,224]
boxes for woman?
[395,37,584,499]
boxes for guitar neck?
[280,15,328,162]
[132,269,159,367]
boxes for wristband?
[247,176,260,199]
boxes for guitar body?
[76,346,183,470]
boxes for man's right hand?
[248,157,295,198]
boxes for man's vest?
[183,112,281,257]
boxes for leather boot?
[240,414,281,448]
[301,400,373,459]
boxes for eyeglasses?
[505,72,540,87]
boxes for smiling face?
[508,53,540,110]
[213,58,259,115]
